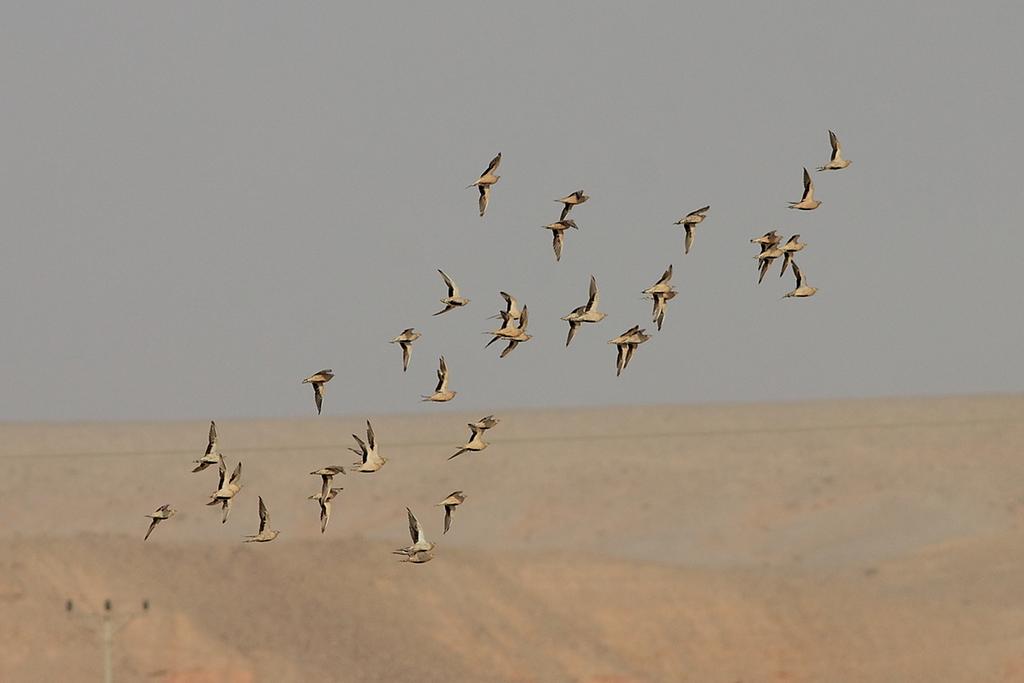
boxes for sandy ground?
[1,394,1023,682]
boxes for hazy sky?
[1,2,1021,422]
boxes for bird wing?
[829,130,840,160]
[802,167,813,201]
[684,226,694,255]
[229,461,242,486]
[483,152,501,176]
[689,205,710,218]
[792,261,804,288]
[443,506,453,534]
[313,382,325,415]
[216,455,227,489]
[407,507,422,544]
[657,264,673,285]
[499,291,516,312]
[587,275,599,311]
[207,421,218,453]
[366,420,376,450]
[552,231,563,261]
[517,306,529,333]
[258,496,269,533]
[438,269,456,296]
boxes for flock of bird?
[143,130,852,561]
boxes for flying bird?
[422,356,456,402]
[310,465,346,499]
[395,507,435,562]
[543,219,579,262]
[783,262,818,298]
[778,234,806,278]
[642,266,677,331]
[470,414,500,431]
[243,496,280,543]
[467,153,501,217]
[436,491,466,534]
[206,455,242,523]
[309,486,342,534]
[350,420,387,472]
[756,244,785,284]
[561,275,607,347]
[143,504,176,541]
[488,306,532,358]
[788,168,821,210]
[674,205,710,255]
[433,270,470,316]
[488,291,522,325]
[301,369,334,415]
[449,422,488,460]
[609,325,650,376]
[191,421,221,473]
[555,190,589,221]
[817,130,851,171]
[389,328,421,372]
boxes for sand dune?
[1,395,1023,681]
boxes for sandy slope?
[1,395,1023,681]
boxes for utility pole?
[66,597,149,683]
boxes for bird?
[751,230,782,249]
[756,244,785,284]
[310,486,342,534]
[191,420,221,472]
[310,465,346,498]
[206,455,242,523]
[394,507,435,561]
[449,422,488,460]
[433,269,470,316]
[788,168,821,210]
[562,275,607,347]
[470,414,500,431]
[817,130,851,171]
[422,356,456,402]
[609,325,650,376]
[301,369,334,415]
[389,328,421,372]
[543,219,579,262]
[487,291,522,325]
[143,504,176,541]
[494,306,532,358]
[436,491,466,534]
[243,496,280,543]
[467,153,501,217]
[674,205,710,255]
[642,266,677,331]
[778,234,806,278]
[783,261,818,298]
[350,420,387,472]
[555,190,589,221]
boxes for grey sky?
[1,2,1021,421]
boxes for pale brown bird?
[436,491,466,534]
[191,420,221,472]
[609,325,649,376]
[243,496,280,543]
[778,234,806,278]
[310,465,346,499]
[642,266,677,331]
[143,504,176,541]
[301,369,334,415]
[555,190,589,221]
[470,414,500,431]
[789,168,821,210]
[433,269,470,316]
[448,422,488,460]
[467,153,501,216]
[497,306,532,358]
[751,230,782,249]
[543,219,579,262]
[756,245,784,284]
[350,421,386,472]
[783,261,818,298]
[311,486,342,534]
[206,455,242,524]
[487,291,522,325]
[395,508,435,561]
[562,275,607,347]
[389,328,421,372]
[817,130,851,171]
[422,356,456,402]
[674,205,710,254]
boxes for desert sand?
[1,394,1023,682]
